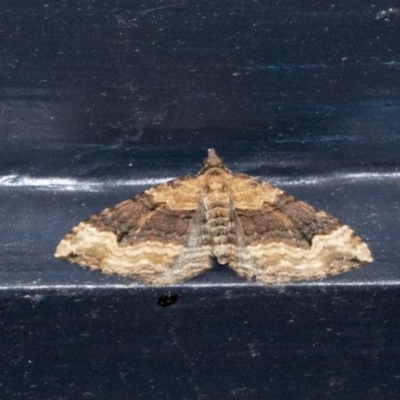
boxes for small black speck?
[157,294,179,307]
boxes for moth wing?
[228,177,372,284]
[55,177,212,285]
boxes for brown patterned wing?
[55,178,212,285]
[55,149,373,286]
[229,184,372,284]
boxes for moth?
[55,149,372,285]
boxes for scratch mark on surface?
[138,2,185,15]
[169,326,203,399]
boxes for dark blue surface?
[2,287,400,399]
[1,0,400,398]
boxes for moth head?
[198,148,231,174]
